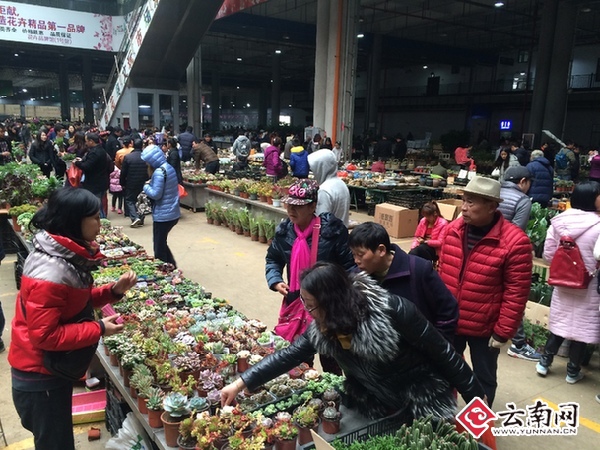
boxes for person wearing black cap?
[498,166,541,363]
[203,133,218,155]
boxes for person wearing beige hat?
[438,176,533,407]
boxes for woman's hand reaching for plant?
[112,270,137,296]
[274,282,289,297]
[221,378,246,406]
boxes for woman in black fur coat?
[222,262,485,421]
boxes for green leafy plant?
[292,403,319,428]
[146,387,165,411]
[523,317,550,353]
[9,204,37,217]
[526,203,559,258]
[238,207,250,231]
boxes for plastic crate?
[300,414,402,449]
[105,377,131,435]
[72,389,106,424]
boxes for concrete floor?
[0,206,599,449]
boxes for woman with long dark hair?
[28,128,54,177]
[67,131,87,158]
[8,188,137,450]
[493,148,519,180]
[222,261,484,422]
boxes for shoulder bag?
[274,217,321,342]
[20,297,98,381]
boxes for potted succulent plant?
[177,416,198,450]
[128,364,153,399]
[292,404,320,445]
[161,392,191,447]
[188,395,210,414]
[321,402,342,434]
[136,379,155,414]
[237,350,251,373]
[145,387,164,428]
[271,419,298,450]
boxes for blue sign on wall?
[500,120,512,130]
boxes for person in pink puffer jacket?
[108,167,123,214]
[410,201,449,262]
[536,181,600,384]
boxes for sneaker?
[566,372,584,384]
[507,343,542,361]
[130,218,142,228]
[536,362,548,377]
[0,339,5,353]
[117,209,123,214]
[111,207,116,212]
[595,394,600,404]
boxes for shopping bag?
[67,163,83,188]
[136,192,153,217]
[178,184,188,198]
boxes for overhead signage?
[0,1,125,51]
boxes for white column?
[313,0,330,130]
[187,46,202,134]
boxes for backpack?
[554,150,569,170]
[237,137,250,158]
[548,236,593,289]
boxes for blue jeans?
[13,384,75,450]
[153,219,179,267]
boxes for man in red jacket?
[438,176,532,407]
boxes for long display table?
[206,189,288,222]
[180,182,209,212]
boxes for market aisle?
[0,207,599,449]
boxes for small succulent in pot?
[293,404,320,428]
[188,395,209,413]
[146,387,165,411]
[322,403,341,421]
[322,388,340,406]
[162,392,190,419]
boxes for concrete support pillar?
[337,0,359,156]
[187,47,202,135]
[211,70,220,133]
[364,34,382,135]
[258,83,269,129]
[58,60,70,121]
[271,53,281,128]
[542,1,577,140]
[313,0,330,130]
[82,55,94,124]
[324,0,340,137]
[528,0,558,143]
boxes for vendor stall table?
[180,182,208,212]
[206,189,288,222]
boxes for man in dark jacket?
[178,126,196,162]
[74,132,110,217]
[105,126,123,160]
[120,138,149,227]
[526,150,554,205]
[349,222,458,343]
[374,135,393,161]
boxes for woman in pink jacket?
[536,181,600,384]
[263,136,284,181]
[410,201,448,262]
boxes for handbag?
[491,167,501,178]
[136,192,153,217]
[20,297,98,381]
[178,184,188,198]
[67,163,83,188]
[274,218,321,342]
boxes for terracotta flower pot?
[147,408,163,428]
[322,418,340,434]
[129,385,137,399]
[296,421,319,445]
[207,218,214,224]
[177,435,197,449]
[275,437,297,450]
[251,234,258,241]
[259,235,267,244]
[161,411,185,448]
[237,357,249,373]
[11,216,21,232]
[122,368,132,387]
[137,396,149,414]
[109,353,118,367]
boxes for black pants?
[454,335,500,407]
[153,219,179,267]
[111,191,124,210]
[539,332,587,377]
[13,384,75,450]
[205,160,220,174]
[0,301,4,342]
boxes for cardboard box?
[374,203,419,238]
[437,198,463,221]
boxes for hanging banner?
[215,0,269,19]
[0,1,125,51]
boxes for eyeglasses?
[300,295,319,313]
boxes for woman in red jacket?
[409,201,449,262]
[9,188,137,450]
